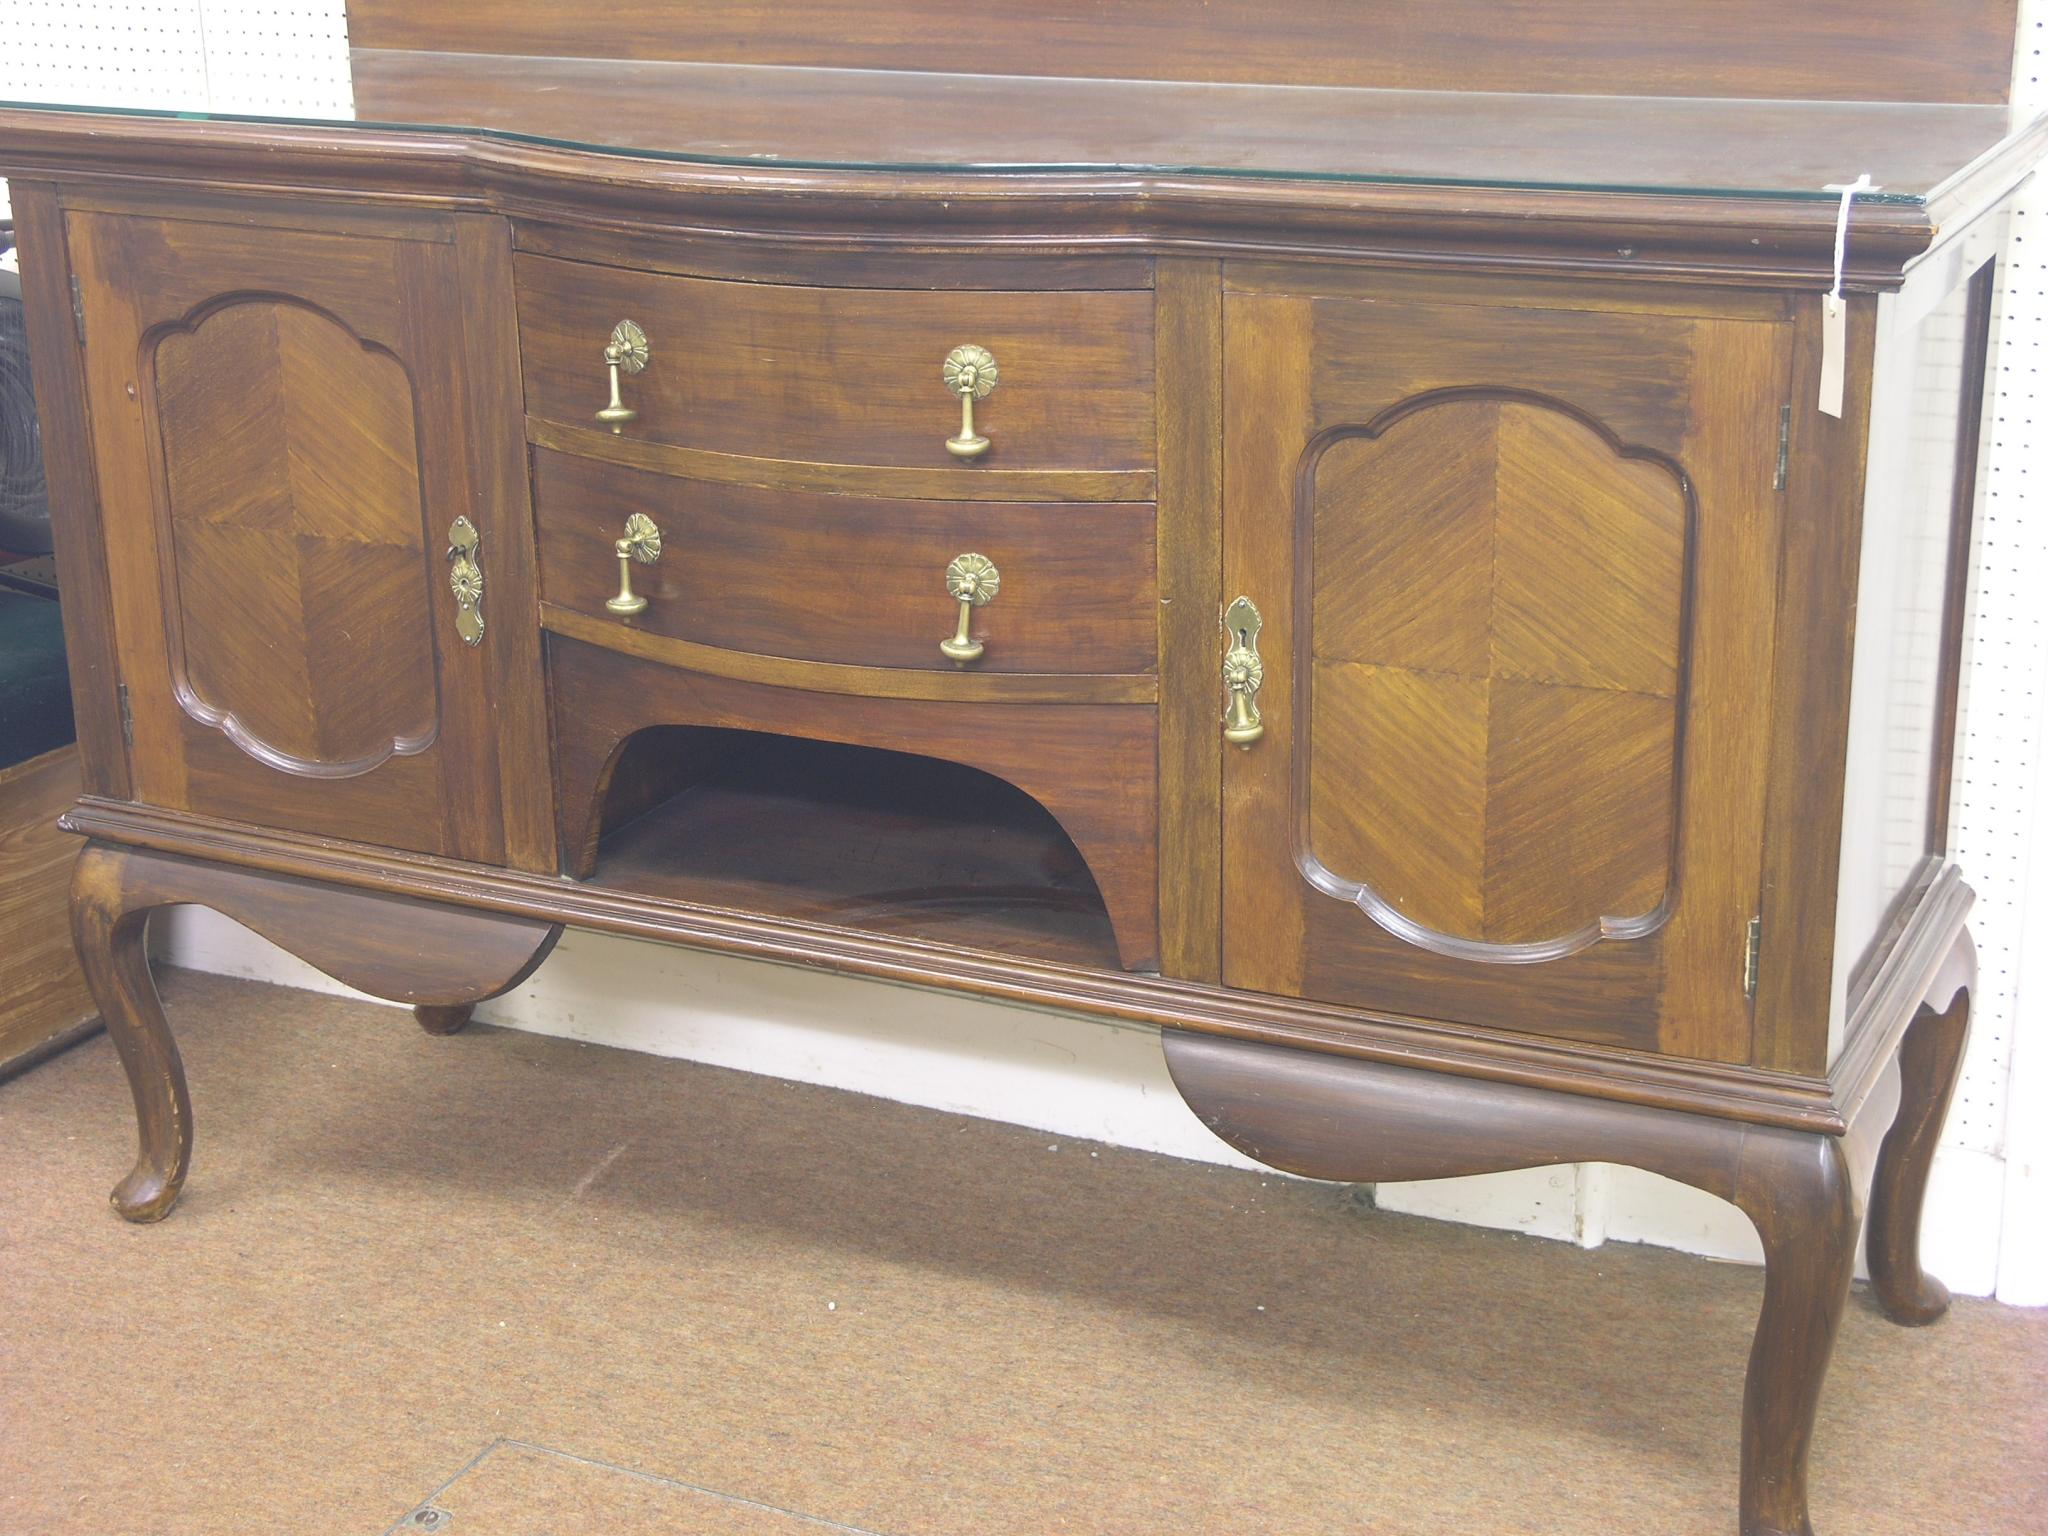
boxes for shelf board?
[589,736,1124,972]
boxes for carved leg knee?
[413,1003,475,1035]
[1734,1131,1860,1536]
[1867,933,1974,1326]
[70,842,190,1224]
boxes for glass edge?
[0,97,1932,206]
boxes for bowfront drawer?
[515,255,1155,473]
[533,449,1157,679]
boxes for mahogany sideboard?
[2,4,2034,1530]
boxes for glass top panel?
[10,52,2027,203]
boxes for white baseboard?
[150,908,2017,1297]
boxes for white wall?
[9,0,2047,1301]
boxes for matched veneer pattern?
[1307,396,1686,951]
[155,299,435,775]
[515,256,1156,474]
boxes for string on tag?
[1817,173,1876,419]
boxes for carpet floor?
[1,969,2043,1535]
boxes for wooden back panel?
[349,0,2019,104]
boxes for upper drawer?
[515,256,1156,473]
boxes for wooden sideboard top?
[342,51,2024,205]
[5,0,2039,287]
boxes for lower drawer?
[533,449,1157,677]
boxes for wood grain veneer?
[0,749,97,1076]
[57,789,1861,1134]
[347,1,2018,105]
[591,734,1123,971]
[515,255,1155,474]
[548,636,1161,972]
[1223,285,1791,1061]
[10,183,129,800]
[63,206,555,871]
[347,51,2024,199]
[531,449,1157,677]
[0,108,2003,289]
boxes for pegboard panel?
[0,2,210,108]
[197,2,352,117]
[1944,1,2048,1157]
[0,1,350,116]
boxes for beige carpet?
[1,969,2043,1536]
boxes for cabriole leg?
[65,838,560,1222]
[1866,931,1975,1326]
[70,840,190,1223]
[1731,1130,1860,1536]
[1163,1031,1879,1536]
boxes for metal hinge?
[70,272,87,348]
[1773,405,1791,491]
[117,683,133,746]
[1743,916,1762,1001]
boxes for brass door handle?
[596,319,649,434]
[606,513,663,615]
[447,517,484,646]
[942,344,998,459]
[940,553,1000,663]
[1223,595,1265,746]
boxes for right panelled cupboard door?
[1220,279,1794,1063]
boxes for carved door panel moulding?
[149,295,442,778]
[1298,389,1696,964]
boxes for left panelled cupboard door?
[64,206,554,869]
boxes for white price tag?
[1819,174,1876,420]
[1819,292,1847,419]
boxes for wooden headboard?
[345,0,2019,104]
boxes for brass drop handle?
[940,553,1000,663]
[596,319,650,434]
[1222,596,1265,747]
[447,517,484,647]
[943,344,998,460]
[605,512,663,616]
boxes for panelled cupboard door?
[65,209,553,869]
[1222,286,1792,1062]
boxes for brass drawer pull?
[606,512,663,616]
[596,319,650,434]
[941,552,1000,663]
[1222,596,1265,746]
[942,344,998,459]
[447,517,484,647]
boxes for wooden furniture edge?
[59,795,1845,1132]
[1924,113,2048,238]
[8,182,131,798]
[1828,862,1975,1129]
[528,416,1158,503]
[0,745,101,1078]
[1751,291,1877,1072]
[540,605,1159,704]
[0,108,1946,287]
